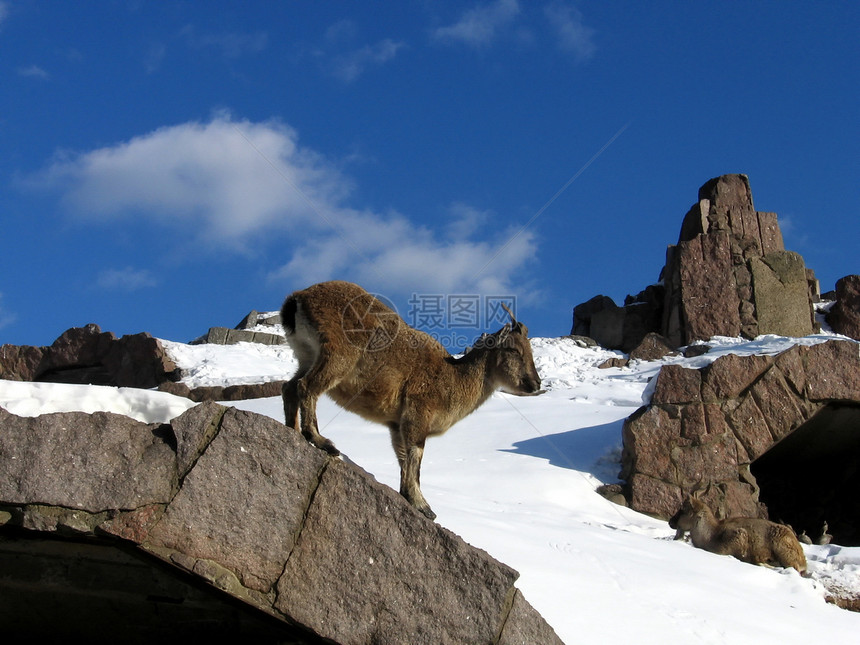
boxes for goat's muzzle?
[507,377,545,397]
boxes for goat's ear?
[500,304,528,336]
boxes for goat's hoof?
[302,431,340,456]
[419,506,437,521]
[317,439,340,456]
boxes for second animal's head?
[669,495,709,534]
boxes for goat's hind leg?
[282,374,343,452]
[282,378,301,430]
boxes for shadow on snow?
[500,420,624,482]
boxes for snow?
[0,379,196,423]
[2,328,860,643]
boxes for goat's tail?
[280,296,298,335]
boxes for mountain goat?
[280,280,542,520]
[669,489,807,574]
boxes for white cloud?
[270,207,537,297]
[445,202,491,239]
[332,39,405,83]
[96,267,158,291]
[433,0,520,48]
[32,114,349,248]
[544,2,596,62]
[31,114,538,300]
[312,21,404,83]
[17,64,49,79]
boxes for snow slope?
[2,330,860,644]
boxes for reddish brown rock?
[620,340,860,528]
[749,368,806,442]
[676,231,741,344]
[702,353,772,400]
[276,459,523,645]
[144,406,329,593]
[629,332,677,361]
[652,364,702,404]
[0,324,178,389]
[774,344,807,396]
[574,174,817,352]
[627,473,682,519]
[598,357,629,369]
[826,275,860,340]
[670,432,739,488]
[724,394,774,461]
[621,406,681,481]
[0,391,559,643]
[803,339,860,401]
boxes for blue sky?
[1,1,857,349]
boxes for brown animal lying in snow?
[669,489,807,574]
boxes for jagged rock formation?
[573,174,820,351]
[192,310,285,346]
[0,324,285,402]
[620,339,860,546]
[0,402,561,644]
[0,324,179,388]
[826,275,860,340]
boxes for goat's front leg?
[398,432,435,520]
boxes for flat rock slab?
[143,405,328,593]
[276,459,520,645]
[0,407,176,512]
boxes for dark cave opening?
[0,531,321,643]
[751,404,860,546]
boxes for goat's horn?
[690,479,706,499]
[501,302,516,324]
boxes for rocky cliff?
[573,174,821,351]
[620,339,860,546]
[0,402,561,644]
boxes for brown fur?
[280,280,542,520]
[670,495,807,574]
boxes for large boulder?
[826,275,860,340]
[620,340,860,546]
[0,402,561,643]
[0,325,178,389]
[749,252,817,338]
[0,325,285,402]
[571,294,617,337]
[573,174,819,351]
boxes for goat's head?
[669,487,711,534]
[472,304,542,396]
